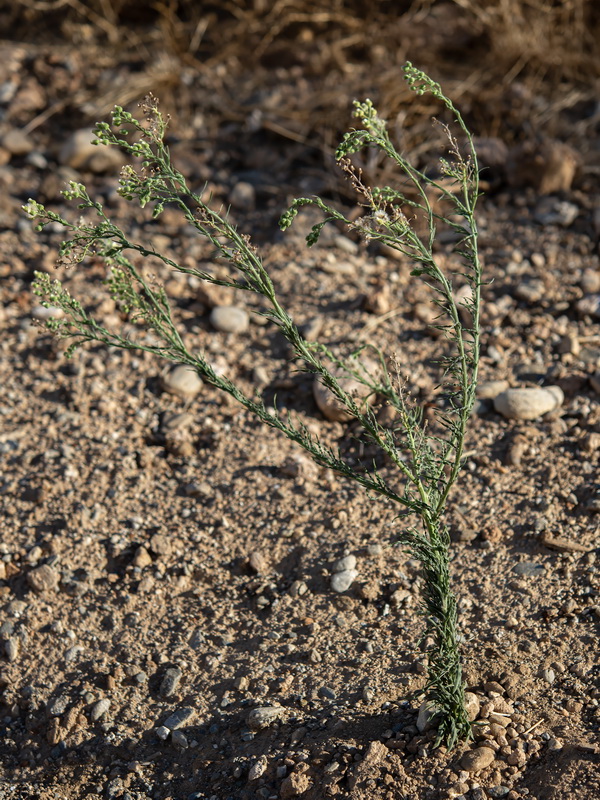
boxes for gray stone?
[229,181,255,211]
[319,686,336,700]
[90,698,110,721]
[247,706,285,730]
[512,561,545,577]
[330,569,358,593]
[155,725,170,740]
[209,305,249,334]
[493,386,563,420]
[163,706,196,730]
[171,729,188,748]
[159,667,182,698]
[47,694,70,716]
[4,637,19,662]
[248,755,267,781]
[416,701,439,733]
[26,564,59,594]
[332,554,356,573]
[161,365,202,399]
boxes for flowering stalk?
[25,64,481,747]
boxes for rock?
[161,365,202,399]
[59,129,125,173]
[26,564,59,594]
[149,533,173,555]
[514,280,544,304]
[248,550,269,574]
[464,691,481,722]
[229,181,255,211]
[332,554,356,573]
[2,128,34,156]
[319,686,336,700]
[171,730,188,748]
[313,364,376,422]
[330,569,358,593]
[460,745,496,772]
[247,706,285,730]
[534,198,579,227]
[507,139,579,195]
[493,386,563,420]
[280,771,311,798]
[364,282,392,315]
[47,695,70,716]
[209,305,249,334]
[576,295,600,319]
[417,701,439,733]
[248,756,267,781]
[4,638,19,662]
[133,546,152,568]
[163,707,196,730]
[512,561,545,577]
[155,725,170,741]
[580,268,600,294]
[159,667,182,698]
[89,698,110,721]
[476,380,509,400]
[279,454,318,482]
[31,304,64,320]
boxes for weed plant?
[25,64,481,748]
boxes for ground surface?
[1,18,600,800]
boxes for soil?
[1,19,600,800]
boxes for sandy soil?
[1,27,599,800]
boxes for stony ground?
[1,29,600,800]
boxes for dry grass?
[6,1,600,159]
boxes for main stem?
[421,516,471,746]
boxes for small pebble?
[332,554,356,573]
[319,686,336,700]
[90,698,110,722]
[2,128,34,156]
[330,569,358,593]
[163,707,196,730]
[512,561,545,577]
[247,706,285,730]
[59,129,124,173]
[155,725,170,741]
[228,181,255,211]
[248,756,267,781]
[159,667,182,698]
[26,564,59,594]
[494,386,563,420]
[476,380,509,400]
[460,745,496,772]
[171,729,188,749]
[161,365,202,399]
[209,305,249,334]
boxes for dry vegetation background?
[4,0,600,173]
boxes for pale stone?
[161,365,202,399]
[209,305,249,333]
[460,745,496,772]
[330,569,358,593]
[59,129,125,173]
[493,386,563,420]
